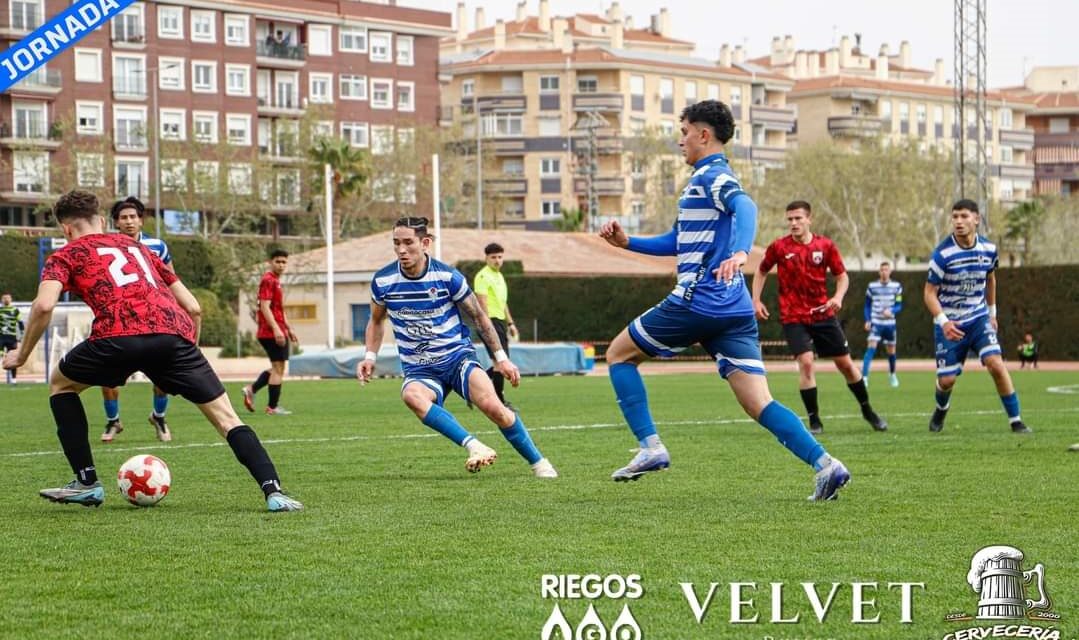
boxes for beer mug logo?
[541,603,642,640]
[966,545,1052,620]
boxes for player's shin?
[758,401,826,468]
[498,414,542,464]
[610,362,660,448]
[50,393,97,484]
[862,346,876,377]
[422,404,474,446]
[225,425,282,496]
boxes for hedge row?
[506,266,1078,360]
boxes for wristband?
[364,351,378,362]
[934,312,950,327]
[493,349,508,363]
[988,305,997,318]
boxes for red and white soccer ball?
[117,455,171,506]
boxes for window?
[1000,108,1013,129]
[879,100,891,118]
[659,77,674,98]
[273,121,298,157]
[899,102,910,120]
[225,64,249,96]
[732,126,741,143]
[461,79,474,97]
[154,58,183,90]
[160,159,186,191]
[999,179,1013,200]
[502,158,523,175]
[76,102,103,135]
[13,102,45,139]
[729,86,741,104]
[192,161,218,193]
[76,153,105,187]
[341,122,368,147]
[399,175,417,204]
[660,120,675,136]
[371,125,394,155]
[228,164,253,195]
[577,75,598,93]
[396,35,413,65]
[112,55,145,96]
[501,75,523,92]
[158,6,182,39]
[489,113,523,136]
[74,48,102,82]
[629,117,646,133]
[1000,146,1014,163]
[540,158,560,175]
[9,0,43,31]
[313,121,334,140]
[685,81,697,103]
[308,73,332,103]
[631,201,645,217]
[369,32,391,62]
[308,25,332,56]
[226,114,250,145]
[916,104,927,123]
[934,105,944,124]
[630,75,644,95]
[538,117,560,136]
[193,112,218,143]
[540,200,561,218]
[539,76,559,93]
[371,79,392,109]
[339,26,367,52]
[707,83,720,100]
[276,170,300,206]
[340,74,367,100]
[630,157,645,176]
[224,14,247,46]
[114,107,147,149]
[851,102,862,116]
[1049,117,1069,134]
[115,158,148,197]
[159,109,185,140]
[396,81,414,111]
[112,5,144,43]
[192,61,216,92]
[14,152,48,193]
[191,10,215,43]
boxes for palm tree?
[307,137,369,239]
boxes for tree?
[623,125,681,233]
[306,136,369,241]
[552,207,586,231]
[1003,198,1045,264]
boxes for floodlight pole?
[325,163,335,349]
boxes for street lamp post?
[144,63,179,238]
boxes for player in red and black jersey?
[751,201,887,434]
[1,190,302,511]
[241,250,298,416]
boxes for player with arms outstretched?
[357,217,557,478]
[1,190,302,511]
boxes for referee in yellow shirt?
[474,243,518,408]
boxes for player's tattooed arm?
[457,293,503,355]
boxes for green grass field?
[1,369,1077,639]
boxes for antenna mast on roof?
[954,0,990,230]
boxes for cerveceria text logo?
[540,574,642,640]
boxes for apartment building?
[0,0,450,232]
[1001,66,1079,197]
[439,1,794,229]
[745,35,1038,205]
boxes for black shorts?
[783,318,850,358]
[58,334,226,404]
[481,318,510,360]
[0,335,16,351]
[258,337,290,362]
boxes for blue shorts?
[627,299,766,379]
[934,316,1001,377]
[401,349,482,406]
[868,323,897,346]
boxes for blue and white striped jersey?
[667,153,755,317]
[865,280,903,326]
[136,231,172,264]
[927,234,998,326]
[370,257,474,372]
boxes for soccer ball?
[117,455,171,506]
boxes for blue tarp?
[289,343,591,378]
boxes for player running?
[862,261,903,387]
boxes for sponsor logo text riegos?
[541,574,642,640]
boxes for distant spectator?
[1,292,23,385]
[1017,333,1039,369]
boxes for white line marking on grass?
[5,407,1079,459]
[1048,384,1079,394]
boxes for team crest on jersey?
[812,251,824,265]
[428,286,439,300]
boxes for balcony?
[1034,130,1079,148]
[750,105,796,133]
[257,94,304,117]
[476,93,526,113]
[5,69,61,96]
[487,137,526,156]
[111,25,146,47]
[112,76,147,100]
[571,136,623,155]
[0,6,43,36]
[573,175,626,195]
[993,163,1035,182]
[114,129,148,152]
[828,115,883,138]
[484,177,527,196]
[999,128,1035,150]
[255,41,305,68]
[750,146,786,164]
[572,93,624,113]
[0,121,62,149]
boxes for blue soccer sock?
[103,398,120,421]
[499,414,543,465]
[609,362,658,447]
[421,404,473,446]
[888,354,897,374]
[935,383,952,411]
[153,393,169,417]
[1000,392,1022,424]
[861,346,877,378]
[758,401,826,469]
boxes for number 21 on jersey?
[97,247,158,288]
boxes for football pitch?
[1,370,1077,639]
